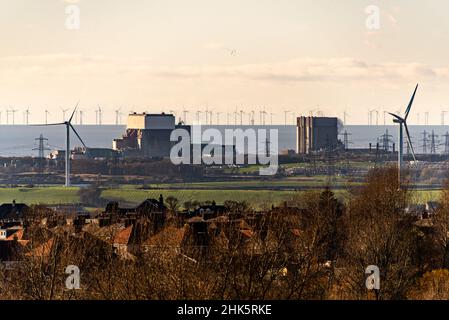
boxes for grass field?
[135,176,362,190]
[102,188,301,208]
[0,187,79,205]
[0,184,443,209]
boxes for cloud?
[0,54,445,84]
[203,42,228,51]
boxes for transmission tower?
[33,134,50,171]
[443,132,449,155]
[380,129,393,152]
[421,131,429,155]
[342,130,352,150]
[430,130,439,154]
[33,134,50,158]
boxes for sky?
[1,0,449,125]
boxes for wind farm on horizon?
[0,102,448,126]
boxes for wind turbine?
[251,111,256,125]
[23,108,30,125]
[389,84,418,185]
[32,103,87,187]
[262,109,268,125]
[442,110,448,126]
[182,109,189,124]
[216,112,221,125]
[115,108,123,125]
[61,107,69,122]
[284,110,291,125]
[79,109,84,125]
[10,108,18,125]
[169,110,176,123]
[96,105,103,125]
[205,107,209,124]
[45,110,50,124]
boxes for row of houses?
[0,196,442,264]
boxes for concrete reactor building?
[297,116,338,154]
[113,113,189,158]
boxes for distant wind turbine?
[284,110,291,125]
[96,105,103,125]
[10,108,18,125]
[23,108,30,125]
[182,109,189,124]
[61,107,69,122]
[45,110,50,124]
[115,108,123,125]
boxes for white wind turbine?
[32,103,87,187]
[389,84,418,184]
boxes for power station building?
[113,113,189,158]
[297,116,338,154]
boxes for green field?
[102,188,300,208]
[0,184,442,209]
[0,187,79,205]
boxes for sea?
[0,124,448,157]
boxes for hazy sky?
[1,0,449,124]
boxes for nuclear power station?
[113,113,190,158]
[296,116,339,154]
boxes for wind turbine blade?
[68,101,80,123]
[404,122,417,162]
[70,123,87,148]
[388,112,404,122]
[404,84,419,120]
[30,122,65,127]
